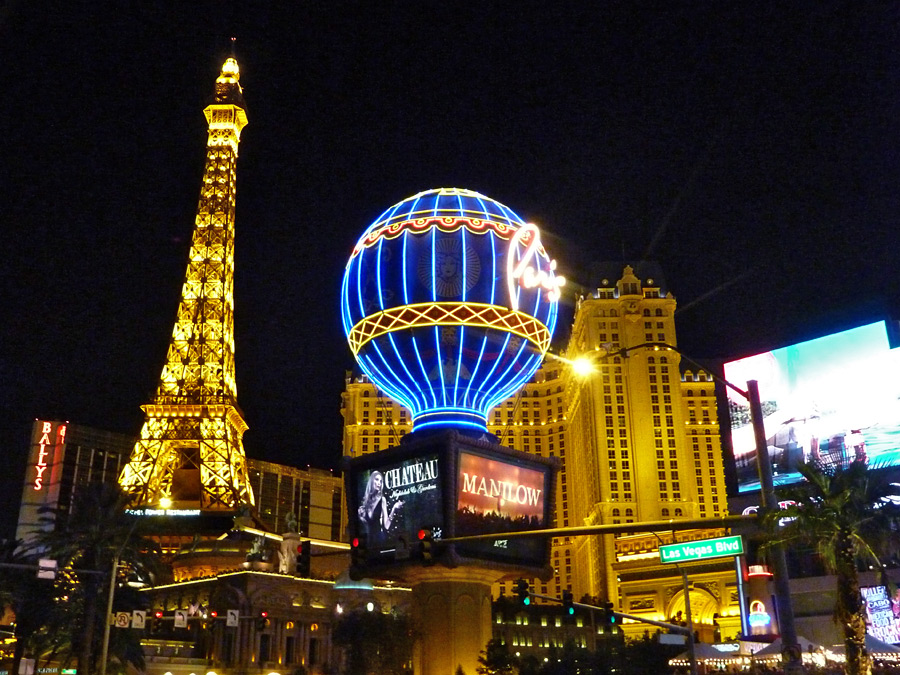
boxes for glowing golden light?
[571,356,596,377]
[118,57,254,510]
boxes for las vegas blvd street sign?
[659,535,744,564]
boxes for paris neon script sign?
[659,534,744,564]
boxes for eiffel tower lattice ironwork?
[119,57,254,510]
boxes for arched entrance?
[666,585,721,643]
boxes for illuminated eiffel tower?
[119,56,254,511]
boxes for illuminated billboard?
[344,432,557,575]
[350,451,444,564]
[455,450,552,566]
[724,321,900,492]
[861,586,900,644]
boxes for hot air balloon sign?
[342,188,565,433]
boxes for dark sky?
[2,2,898,535]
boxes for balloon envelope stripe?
[476,337,531,411]
[368,338,422,411]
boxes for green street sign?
[659,535,743,564]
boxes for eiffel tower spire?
[119,57,253,510]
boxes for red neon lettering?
[33,423,55,492]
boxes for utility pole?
[747,380,802,675]
[98,553,119,675]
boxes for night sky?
[2,2,898,537]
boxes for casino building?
[341,262,743,641]
[16,420,134,548]
[14,419,344,552]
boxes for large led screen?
[861,586,900,644]
[353,453,443,563]
[454,450,551,566]
[725,321,900,492]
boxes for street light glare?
[571,357,595,377]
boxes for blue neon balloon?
[341,188,562,433]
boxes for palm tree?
[762,460,900,675]
[0,539,61,675]
[28,483,161,675]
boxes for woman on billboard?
[358,471,403,544]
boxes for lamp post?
[98,553,120,675]
[98,517,139,675]
[570,342,802,675]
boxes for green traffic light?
[568,607,574,615]
[524,597,530,606]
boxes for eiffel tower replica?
[119,56,254,515]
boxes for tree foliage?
[0,539,60,675]
[27,483,162,675]
[477,639,517,675]
[762,460,900,675]
[333,609,414,675]
[476,635,629,675]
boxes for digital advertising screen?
[454,450,552,566]
[861,585,900,644]
[724,321,900,492]
[353,452,444,563]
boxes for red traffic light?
[260,611,268,618]
[297,543,304,554]
[351,537,359,548]
[154,610,163,619]
[418,530,426,540]
[210,611,218,618]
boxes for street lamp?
[98,517,139,675]
[570,355,597,378]
[570,341,802,675]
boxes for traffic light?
[417,529,434,565]
[256,611,270,631]
[562,590,575,618]
[350,534,368,579]
[598,601,616,629]
[514,579,530,606]
[297,541,311,577]
[152,610,164,635]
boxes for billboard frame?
[343,429,558,579]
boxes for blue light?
[342,188,563,435]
